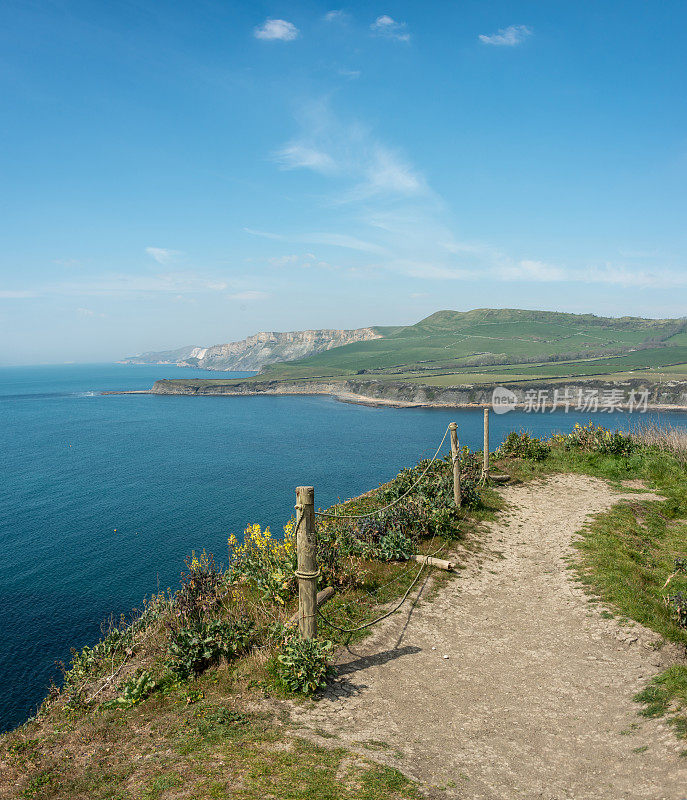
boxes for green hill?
[250,308,687,384]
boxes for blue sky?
[1,1,686,364]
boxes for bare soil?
[289,474,687,799]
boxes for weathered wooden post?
[482,407,490,480]
[449,422,462,507]
[295,486,318,639]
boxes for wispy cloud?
[76,307,106,318]
[254,19,299,41]
[263,99,682,295]
[273,101,426,201]
[323,10,346,23]
[244,227,387,255]
[392,255,687,289]
[370,15,410,42]
[0,289,36,298]
[275,143,338,174]
[479,25,532,46]
[145,247,181,265]
[228,290,269,301]
[0,271,261,300]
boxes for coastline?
[104,379,687,412]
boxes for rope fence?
[293,411,491,639]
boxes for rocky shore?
[148,377,687,411]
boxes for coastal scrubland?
[2,421,687,798]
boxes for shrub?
[228,523,297,605]
[174,550,224,627]
[273,635,334,694]
[166,616,255,680]
[666,592,687,630]
[562,422,635,456]
[498,431,549,461]
[102,670,157,709]
[376,528,414,561]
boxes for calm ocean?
[2,363,685,732]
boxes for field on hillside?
[228,309,687,387]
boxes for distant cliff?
[122,327,382,372]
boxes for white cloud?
[338,68,361,79]
[479,25,532,46]
[324,10,346,22]
[244,227,387,255]
[273,102,426,201]
[254,19,299,41]
[145,247,181,265]
[275,143,338,174]
[264,100,685,295]
[371,15,410,42]
[228,290,269,301]
[304,233,388,253]
[392,256,687,289]
[76,307,106,318]
[0,289,37,298]
[269,255,300,267]
[364,146,423,195]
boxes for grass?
[634,666,687,742]
[3,687,419,799]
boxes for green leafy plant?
[166,616,254,680]
[498,431,549,461]
[273,635,335,694]
[562,422,635,456]
[376,528,414,561]
[102,670,157,709]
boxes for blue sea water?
[1,363,686,733]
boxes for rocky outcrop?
[123,328,381,372]
[150,377,687,410]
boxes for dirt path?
[289,474,687,799]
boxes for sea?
[1,362,686,733]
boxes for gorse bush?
[228,523,297,605]
[498,431,549,461]
[272,635,334,694]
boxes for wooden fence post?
[449,422,462,507]
[295,486,318,640]
[483,407,490,480]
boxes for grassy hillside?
[231,308,687,386]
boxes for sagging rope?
[315,424,452,521]
[316,543,448,634]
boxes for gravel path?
[290,473,687,799]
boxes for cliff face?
[150,377,687,410]
[123,328,381,372]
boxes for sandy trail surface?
[289,473,687,799]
